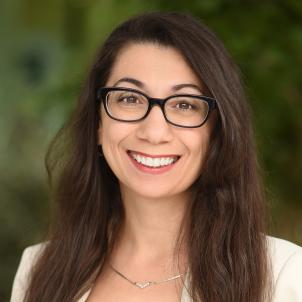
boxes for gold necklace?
[109,263,184,289]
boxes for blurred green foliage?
[1,0,301,300]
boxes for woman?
[10,11,302,302]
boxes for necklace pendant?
[135,281,151,289]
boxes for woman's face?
[98,43,215,200]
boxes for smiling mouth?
[127,150,180,168]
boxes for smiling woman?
[10,11,302,302]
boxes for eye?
[166,97,204,115]
[172,100,198,111]
[176,102,194,111]
[118,94,140,104]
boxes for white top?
[10,236,302,302]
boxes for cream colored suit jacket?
[10,236,302,302]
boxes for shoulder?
[10,242,48,302]
[266,235,302,302]
[266,235,302,279]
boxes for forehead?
[106,42,203,91]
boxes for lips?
[127,150,180,172]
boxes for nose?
[135,105,174,144]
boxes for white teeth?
[130,152,178,168]
[146,158,153,166]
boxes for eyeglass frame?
[96,86,217,128]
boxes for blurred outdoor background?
[1,0,301,300]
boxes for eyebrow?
[113,77,203,93]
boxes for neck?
[110,188,190,275]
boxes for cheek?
[98,123,122,174]
[98,115,133,155]
[183,126,210,154]
[99,122,119,149]
[182,128,211,173]
[98,108,119,146]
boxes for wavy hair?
[24,12,273,302]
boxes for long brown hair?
[24,12,273,302]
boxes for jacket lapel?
[78,288,91,302]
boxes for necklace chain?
[109,263,183,289]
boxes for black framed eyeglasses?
[96,87,217,128]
